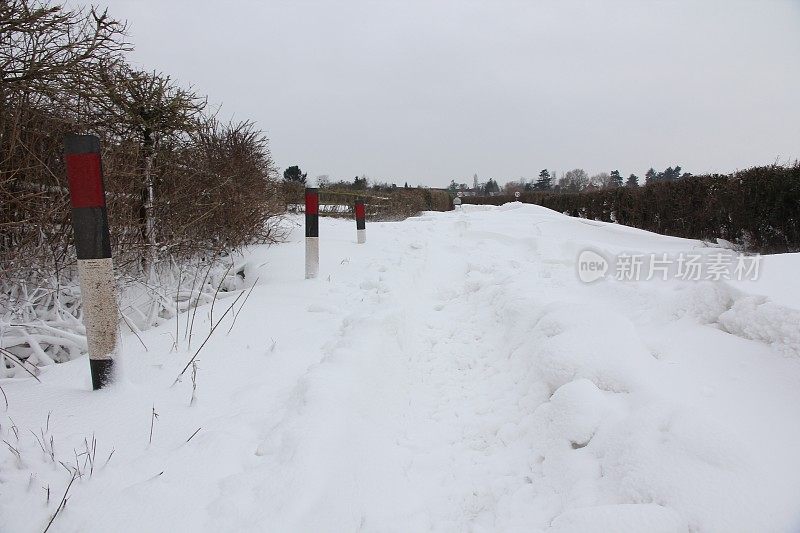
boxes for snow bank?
[718,295,800,357]
[660,281,800,357]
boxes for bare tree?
[558,169,589,192]
[503,179,526,195]
[0,1,128,93]
[590,172,612,189]
[95,65,206,273]
[1,0,128,279]
[1,0,287,370]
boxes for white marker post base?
[357,229,366,244]
[305,237,319,279]
[77,258,120,359]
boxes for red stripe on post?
[305,190,319,215]
[66,153,105,208]
[355,203,365,219]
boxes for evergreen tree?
[626,174,639,187]
[534,169,552,190]
[645,168,658,184]
[484,178,500,194]
[283,165,307,184]
[609,170,623,188]
[353,175,367,189]
[648,165,683,182]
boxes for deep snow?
[2,203,800,532]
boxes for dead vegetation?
[1,0,285,370]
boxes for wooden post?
[305,187,319,279]
[64,134,119,389]
[355,199,366,244]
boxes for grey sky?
[96,0,800,187]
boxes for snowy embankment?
[2,203,800,532]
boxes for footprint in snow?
[306,303,338,314]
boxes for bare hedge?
[1,1,284,285]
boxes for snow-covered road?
[3,204,800,532]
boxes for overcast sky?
[94,0,799,187]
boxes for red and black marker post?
[305,187,319,279]
[64,134,119,390]
[355,199,366,244]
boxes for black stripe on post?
[71,207,112,259]
[89,359,113,390]
[65,134,101,155]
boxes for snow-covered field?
[3,203,800,533]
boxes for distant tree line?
[461,163,800,253]
[283,165,448,195]
[1,0,284,284]
[447,176,500,195]
[487,165,692,196]
[447,166,692,197]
